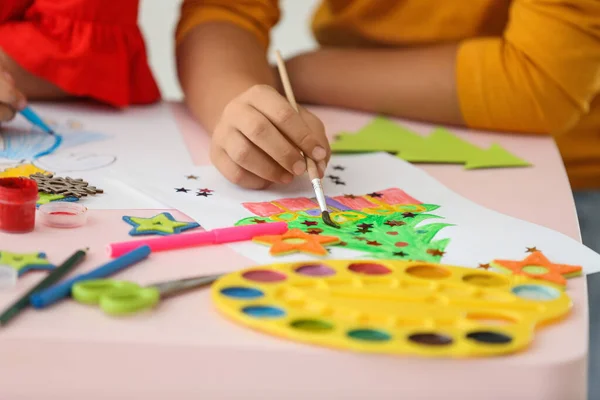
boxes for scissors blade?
[151,274,223,298]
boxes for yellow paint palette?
[211,259,572,358]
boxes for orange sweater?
[176,0,600,190]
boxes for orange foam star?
[253,228,340,256]
[491,251,582,286]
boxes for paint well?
[290,319,334,332]
[295,264,336,277]
[242,305,286,318]
[406,265,450,279]
[511,284,560,301]
[408,333,453,346]
[242,270,287,283]
[462,273,508,287]
[466,331,513,344]
[347,329,391,342]
[220,287,264,299]
[348,263,391,275]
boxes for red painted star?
[366,240,382,246]
[427,249,445,257]
[301,220,318,227]
[385,220,405,227]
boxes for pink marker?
[107,222,288,258]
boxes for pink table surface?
[0,103,586,400]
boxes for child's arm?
[286,0,600,136]
[0,50,69,101]
[176,2,330,190]
[0,57,27,122]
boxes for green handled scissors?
[72,274,223,316]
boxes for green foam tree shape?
[331,117,531,169]
[236,204,452,262]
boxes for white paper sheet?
[113,152,600,274]
[1,102,194,209]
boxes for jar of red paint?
[0,177,38,233]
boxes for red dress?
[0,0,161,107]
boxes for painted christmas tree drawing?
[235,188,453,262]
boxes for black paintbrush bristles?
[321,211,340,229]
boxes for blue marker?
[19,106,63,158]
[30,245,151,309]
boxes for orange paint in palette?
[211,259,572,358]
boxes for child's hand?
[210,84,330,189]
[0,67,26,122]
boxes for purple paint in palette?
[295,264,336,277]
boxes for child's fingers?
[298,107,330,174]
[0,70,26,112]
[242,85,329,163]
[210,144,272,190]
[223,128,293,184]
[227,101,305,177]
[0,104,15,122]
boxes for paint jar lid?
[0,177,38,203]
[38,201,87,228]
[0,266,17,290]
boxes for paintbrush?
[274,50,339,229]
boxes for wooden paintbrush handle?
[274,51,321,181]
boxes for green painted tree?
[236,204,453,262]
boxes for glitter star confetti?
[122,212,200,236]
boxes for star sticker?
[385,220,405,227]
[366,240,382,246]
[301,220,318,227]
[122,212,200,236]
[367,192,383,198]
[357,223,374,229]
[333,180,346,186]
[355,227,371,234]
[393,251,408,257]
[198,188,214,193]
[307,228,323,235]
[491,251,582,286]
[402,212,416,218]
[478,263,491,270]
[344,194,356,199]
[253,228,340,256]
[186,175,199,180]
[337,241,348,246]
[526,247,539,253]
[333,165,345,171]
[251,218,267,224]
[196,191,212,197]
[327,175,340,180]
[175,187,189,193]
[0,251,54,276]
[355,237,368,241]
[427,249,445,257]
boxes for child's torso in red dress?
[0,0,161,107]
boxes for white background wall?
[139,0,320,100]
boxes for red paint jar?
[0,177,38,233]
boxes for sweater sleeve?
[456,0,600,135]
[176,0,280,49]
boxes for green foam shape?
[331,117,531,170]
[398,128,481,164]
[331,117,423,153]
[464,143,531,169]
